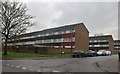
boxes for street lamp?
[35,36,38,53]
[71,33,73,56]
[16,46,19,52]
[118,40,120,61]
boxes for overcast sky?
[19,0,118,40]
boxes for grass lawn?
[50,53,72,58]
[112,51,119,55]
[2,51,71,58]
[2,51,119,59]
[0,51,2,58]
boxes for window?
[66,30,71,33]
[53,39,56,43]
[72,30,75,32]
[41,40,44,43]
[38,40,42,44]
[48,39,51,43]
[69,30,75,33]
[54,32,58,35]
[72,37,75,41]
[101,40,108,42]
[63,38,71,42]
[54,46,59,48]
[90,40,94,42]
[97,40,101,42]
[65,46,71,48]
[56,39,62,42]
[102,45,109,47]
[114,43,117,45]
[94,40,98,42]
[51,39,54,43]
[22,42,26,45]
[58,31,63,34]
[49,33,53,36]
[18,42,22,45]
[38,35,41,37]
[41,34,45,37]
[44,39,51,43]
[89,45,93,47]
[41,34,43,37]
[94,45,100,47]
[60,46,63,48]
[46,33,49,36]
[7,43,13,46]
[62,31,65,34]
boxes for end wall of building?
[108,36,114,52]
[75,24,89,51]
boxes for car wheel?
[92,54,94,57]
[77,55,79,58]
[72,55,74,58]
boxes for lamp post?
[1,36,3,50]
[71,33,73,56]
[35,36,38,53]
[16,46,19,52]
[118,41,120,61]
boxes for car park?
[85,50,96,57]
[72,50,85,58]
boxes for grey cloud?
[25,2,118,39]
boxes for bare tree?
[0,1,34,55]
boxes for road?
[2,55,118,72]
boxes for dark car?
[72,50,85,58]
[85,50,96,57]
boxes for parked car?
[72,50,85,58]
[97,50,110,56]
[106,50,112,55]
[97,50,105,56]
[85,50,96,57]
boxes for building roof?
[89,35,113,39]
[18,23,84,37]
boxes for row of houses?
[6,23,120,54]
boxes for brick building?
[114,40,120,51]
[89,35,114,52]
[7,23,89,54]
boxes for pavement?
[2,56,60,60]
[96,57,119,73]
[2,55,119,73]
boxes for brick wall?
[108,36,114,52]
[75,24,89,51]
[6,46,74,54]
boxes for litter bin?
[61,51,65,55]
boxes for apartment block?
[89,35,114,52]
[7,23,89,53]
[114,40,120,51]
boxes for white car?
[97,50,105,56]
[97,50,111,56]
[97,50,106,56]
[106,50,111,55]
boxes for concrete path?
[97,56,119,73]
